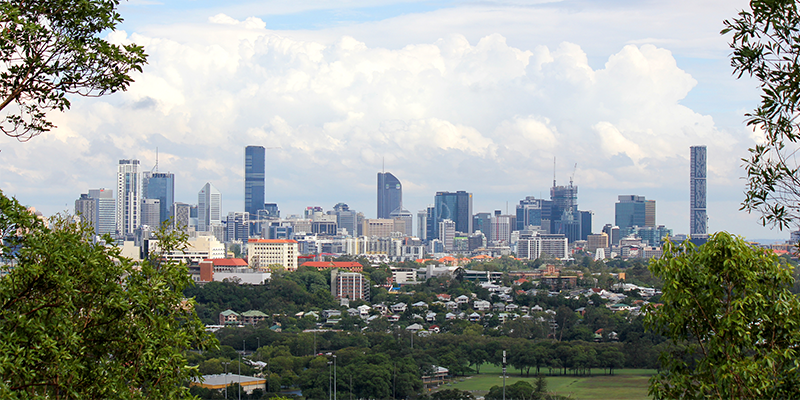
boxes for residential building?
[690,145,708,235]
[116,159,142,237]
[198,182,221,232]
[362,218,403,238]
[247,239,299,271]
[587,233,609,253]
[417,209,428,240]
[377,172,402,219]
[88,188,115,236]
[153,235,225,263]
[331,269,370,301]
[173,202,191,232]
[439,219,455,252]
[517,233,568,259]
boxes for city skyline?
[0,0,790,240]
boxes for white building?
[247,239,299,271]
[517,233,568,259]
[156,235,225,263]
[116,159,141,237]
[198,182,222,232]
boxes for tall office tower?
[198,182,222,232]
[690,145,708,235]
[143,172,174,226]
[116,159,142,237]
[173,202,191,232]
[424,205,435,241]
[473,212,492,238]
[645,200,656,227]
[263,203,280,218]
[515,196,553,231]
[550,179,580,241]
[389,207,413,237]
[417,209,427,240]
[88,188,115,236]
[602,224,621,246]
[245,146,266,218]
[226,211,249,242]
[141,198,161,229]
[333,203,358,237]
[377,172,402,219]
[433,191,473,238]
[579,210,592,240]
[615,195,651,234]
[439,219,456,251]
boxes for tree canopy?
[0,0,147,140]
[645,232,800,398]
[0,190,215,399]
[724,0,800,229]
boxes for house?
[372,303,388,314]
[493,302,506,311]
[406,323,423,333]
[455,295,470,305]
[429,325,441,333]
[347,308,359,317]
[445,312,457,320]
[445,301,459,311]
[411,301,429,309]
[240,310,268,325]
[468,312,482,322]
[425,312,437,322]
[505,304,519,312]
[436,294,452,301]
[219,309,240,325]
[357,304,371,318]
[391,302,408,313]
[322,309,342,319]
[473,300,491,311]
[387,314,401,322]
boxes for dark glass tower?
[143,172,174,226]
[245,146,266,217]
[377,172,402,219]
[433,191,473,237]
[690,145,707,235]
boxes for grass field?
[440,368,655,400]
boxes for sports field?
[441,368,655,400]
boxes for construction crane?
[570,163,577,186]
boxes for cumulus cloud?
[0,16,749,235]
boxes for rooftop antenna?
[570,163,577,186]
[382,157,385,173]
[152,147,158,173]
[553,157,557,188]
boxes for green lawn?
[441,368,655,400]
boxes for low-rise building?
[247,239,298,271]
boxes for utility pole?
[239,340,243,400]
[502,350,507,400]
[223,362,230,399]
[333,354,337,400]
[328,361,333,400]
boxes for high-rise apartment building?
[173,202,191,232]
[89,189,115,236]
[143,172,174,226]
[331,269,370,301]
[116,159,142,237]
[198,182,222,232]
[433,191,472,238]
[439,219,456,252]
[377,172,402,219]
[245,146,266,218]
[417,209,428,240]
[690,145,707,235]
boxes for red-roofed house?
[300,261,363,273]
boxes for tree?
[644,232,800,399]
[431,388,475,400]
[0,0,147,140]
[723,0,800,229]
[0,190,216,398]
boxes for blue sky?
[2,0,790,240]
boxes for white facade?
[154,235,225,263]
[116,160,141,237]
[198,182,222,232]
[517,234,568,259]
[247,239,299,271]
[439,219,455,251]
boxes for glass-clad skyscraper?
[690,145,707,235]
[143,172,174,226]
[245,145,266,218]
[377,172,402,219]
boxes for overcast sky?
[1,0,789,240]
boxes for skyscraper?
[88,189,115,236]
[690,145,708,235]
[198,182,222,232]
[433,191,473,238]
[245,146,266,218]
[377,172,402,219]
[116,159,142,237]
[615,195,649,233]
[143,172,174,226]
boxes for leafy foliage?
[723,0,800,229]
[0,0,147,140]
[645,232,800,398]
[0,190,215,399]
